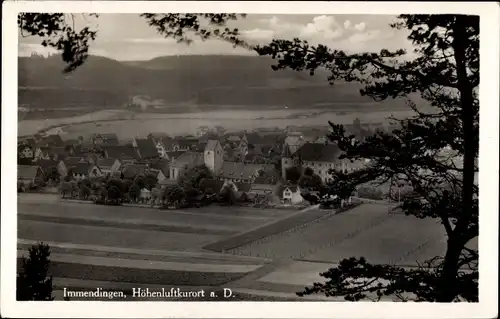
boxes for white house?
[282,185,304,204]
[140,188,152,201]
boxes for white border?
[2,1,499,318]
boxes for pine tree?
[17,243,54,301]
[255,14,479,302]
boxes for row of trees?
[59,173,159,204]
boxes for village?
[17,120,387,210]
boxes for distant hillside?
[18,54,412,110]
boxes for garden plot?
[228,204,392,260]
[307,215,445,265]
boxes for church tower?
[204,140,223,175]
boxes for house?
[71,163,103,180]
[175,138,199,151]
[169,140,224,180]
[34,147,51,161]
[193,143,208,153]
[284,133,307,155]
[133,138,160,159]
[139,188,152,201]
[97,158,121,177]
[18,165,45,187]
[154,136,175,152]
[90,133,119,146]
[169,152,205,180]
[36,159,60,182]
[104,145,140,160]
[58,157,86,177]
[287,142,346,183]
[18,144,34,159]
[218,162,274,184]
[282,185,304,204]
[120,156,136,165]
[164,150,185,162]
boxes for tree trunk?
[438,236,464,301]
[436,15,478,303]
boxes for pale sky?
[18,14,415,61]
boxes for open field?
[15,195,478,300]
[225,203,478,267]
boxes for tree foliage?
[17,243,54,301]
[19,12,480,302]
[285,166,302,184]
[256,14,479,302]
[18,13,248,73]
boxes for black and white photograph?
[1,1,498,318]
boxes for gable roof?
[193,143,207,153]
[71,163,96,175]
[165,150,186,160]
[219,162,271,180]
[284,185,299,193]
[36,159,59,171]
[18,165,42,180]
[63,157,86,167]
[159,136,174,149]
[149,158,170,169]
[170,151,204,168]
[174,138,198,149]
[104,145,139,159]
[205,140,220,152]
[98,158,119,168]
[294,143,342,162]
[18,144,33,153]
[135,138,159,159]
